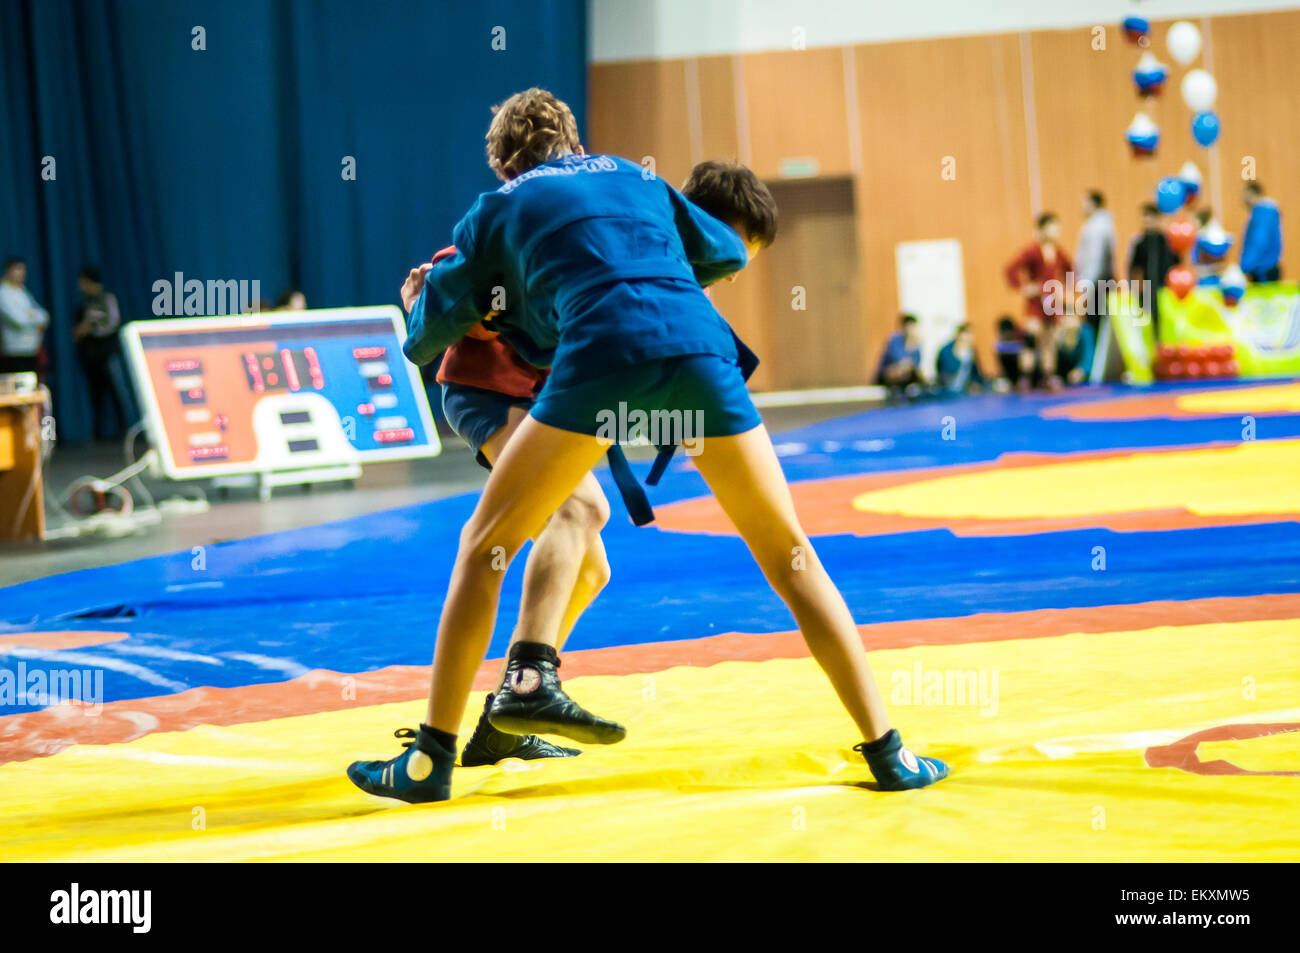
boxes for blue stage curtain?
[0,0,586,441]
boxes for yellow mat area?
[2,619,1296,861]
[853,440,1300,521]
[1176,382,1300,415]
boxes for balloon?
[1166,21,1202,65]
[1181,69,1218,111]
[1155,176,1186,213]
[1167,265,1195,299]
[1124,16,1150,44]
[1126,112,1160,156]
[1166,216,1196,254]
[1192,111,1220,147]
[1178,161,1202,204]
[1133,52,1168,95]
[1220,264,1247,305]
[1204,360,1222,377]
[1166,360,1185,377]
[1197,220,1233,261]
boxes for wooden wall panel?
[695,55,741,164]
[1033,24,1201,294]
[854,32,1031,375]
[588,8,1299,392]
[587,59,694,187]
[740,47,853,180]
[1208,9,1300,280]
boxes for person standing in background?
[1074,190,1116,338]
[1128,203,1179,338]
[73,266,128,441]
[1240,182,1282,282]
[0,257,49,376]
[1005,212,1072,391]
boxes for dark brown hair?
[681,160,778,248]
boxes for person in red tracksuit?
[1006,211,1073,392]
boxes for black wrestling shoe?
[461,693,581,766]
[488,641,628,746]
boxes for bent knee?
[555,486,610,536]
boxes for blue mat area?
[2,380,1298,712]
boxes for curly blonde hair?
[485,88,580,181]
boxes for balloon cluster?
[1126,21,1242,308]
[1125,20,1221,157]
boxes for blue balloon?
[1123,16,1150,40]
[1193,111,1220,147]
[1155,176,1187,213]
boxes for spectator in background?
[875,313,927,401]
[1006,212,1072,392]
[1056,311,1095,386]
[0,257,49,375]
[1128,203,1179,337]
[1190,208,1220,286]
[1240,181,1282,282]
[994,315,1036,394]
[275,288,307,310]
[1075,190,1116,337]
[73,266,128,441]
[936,323,988,396]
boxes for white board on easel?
[895,239,966,377]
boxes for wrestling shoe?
[462,693,581,766]
[347,726,454,803]
[855,729,950,791]
[488,641,627,745]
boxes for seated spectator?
[275,288,307,310]
[1056,312,1096,386]
[994,315,1037,394]
[936,322,988,396]
[73,266,129,441]
[0,257,49,376]
[874,313,928,400]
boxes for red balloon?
[1167,360,1185,377]
[1214,345,1233,361]
[1166,217,1197,254]
[1185,361,1203,377]
[1167,265,1196,299]
[1203,361,1222,377]
[1224,360,1240,376]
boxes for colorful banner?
[1110,282,1300,381]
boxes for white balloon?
[1167,21,1202,66]
[1181,69,1218,112]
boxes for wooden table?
[0,387,49,541]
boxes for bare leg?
[478,408,611,690]
[691,424,891,741]
[425,416,608,733]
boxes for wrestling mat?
[2,380,1297,861]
